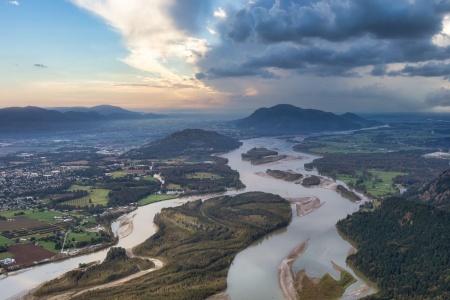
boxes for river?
[4,137,376,300]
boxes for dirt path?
[278,240,309,300]
[19,250,164,300]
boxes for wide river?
[3,137,376,300]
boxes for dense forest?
[304,150,448,189]
[158,162,244,193]
[337,197,450,299]
[124,129,242,159]
[73,192,292,300]
[102,176,161,206]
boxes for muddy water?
[4,137,376,300]
[222,138,377,300]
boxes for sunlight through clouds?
[70,0,209,89]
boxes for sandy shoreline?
[116,214,136,239]
[17,250,164,300]
[286,197,324,217]
[278,240,309,300]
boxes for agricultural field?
[107,171,128,178]
[0,235,13,246]
[61,185,109,206]
[184,172,223,180]
[337,170,406,198]
[137,194,177,205]
[0,210,63,224]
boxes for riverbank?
[286,197,324,216]
[278,240,309,300]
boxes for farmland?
[60,185,109,207]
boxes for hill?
[340,112,383,128]
[124,129,242,159]
[234,104,380,135]
[52,104,165,119]
[417,168,450,211]
[337,197,450,299]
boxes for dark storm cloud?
[169,0,212,34]
[371,64,388,76]
[201,0,450,80]
[224,0,447,44]
[425,88,450,107]
[393,62,450,79]
[208,65,277,79]
[195,72,206,80]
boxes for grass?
[0,210,63,224]
[166,183,183,190]
[0,235,13,246]
[63,185,109,206]
[108,171,129,179]
[37,241,60,253]
[137,194,177,205]
[337,170,406,197]
[299,268,357,300]
[0,252,14,260]
[143,175,158,182]
[67,232,95,244]
[184,172,223,180]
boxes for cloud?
[199,0,450,80]
[70,0,211,88]
[34,64,47,68]
[425,88,450,107]
[390,62,450,79]
[8,1,19,5]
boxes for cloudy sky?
[2,0,450,113]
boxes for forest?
[304,150,448,191]
[337,197,450,299]
[158,162,245,193]
[71,192,292,300]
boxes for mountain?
[53,105,165,119]
[340,112,383,128]
[234,104,379,135]
[418,168,450,211]
[0,106,106,123]
[124,129,242,159]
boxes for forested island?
[70,192,292,300]
[241,147,286,165]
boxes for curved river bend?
[3,137,376,300]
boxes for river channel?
[4,137,376,299]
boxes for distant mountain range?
[234,104,383,135]
[124,129,242,159]
[0,105,165,132]
[52,105,164,120]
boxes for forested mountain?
[53,104,164,119]
[337,197,450,300]
[234,104,381,135]
[0,105,164,132]
[417,168,450,211]
[340,112,383,128]
[124,129,242,159]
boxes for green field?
[294,128,431,154]
[108,171,129,179]
[62,185,109,206]
[68,232,96,244]
[0,235,13,246]
[184,172,223,180]
[337,170,405,197]
[137,194,177,205]
[0,210,63,224]
[166,183,183,190]
[0,251,14,260]
[143,175,158,182]
[37,241,60,253]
